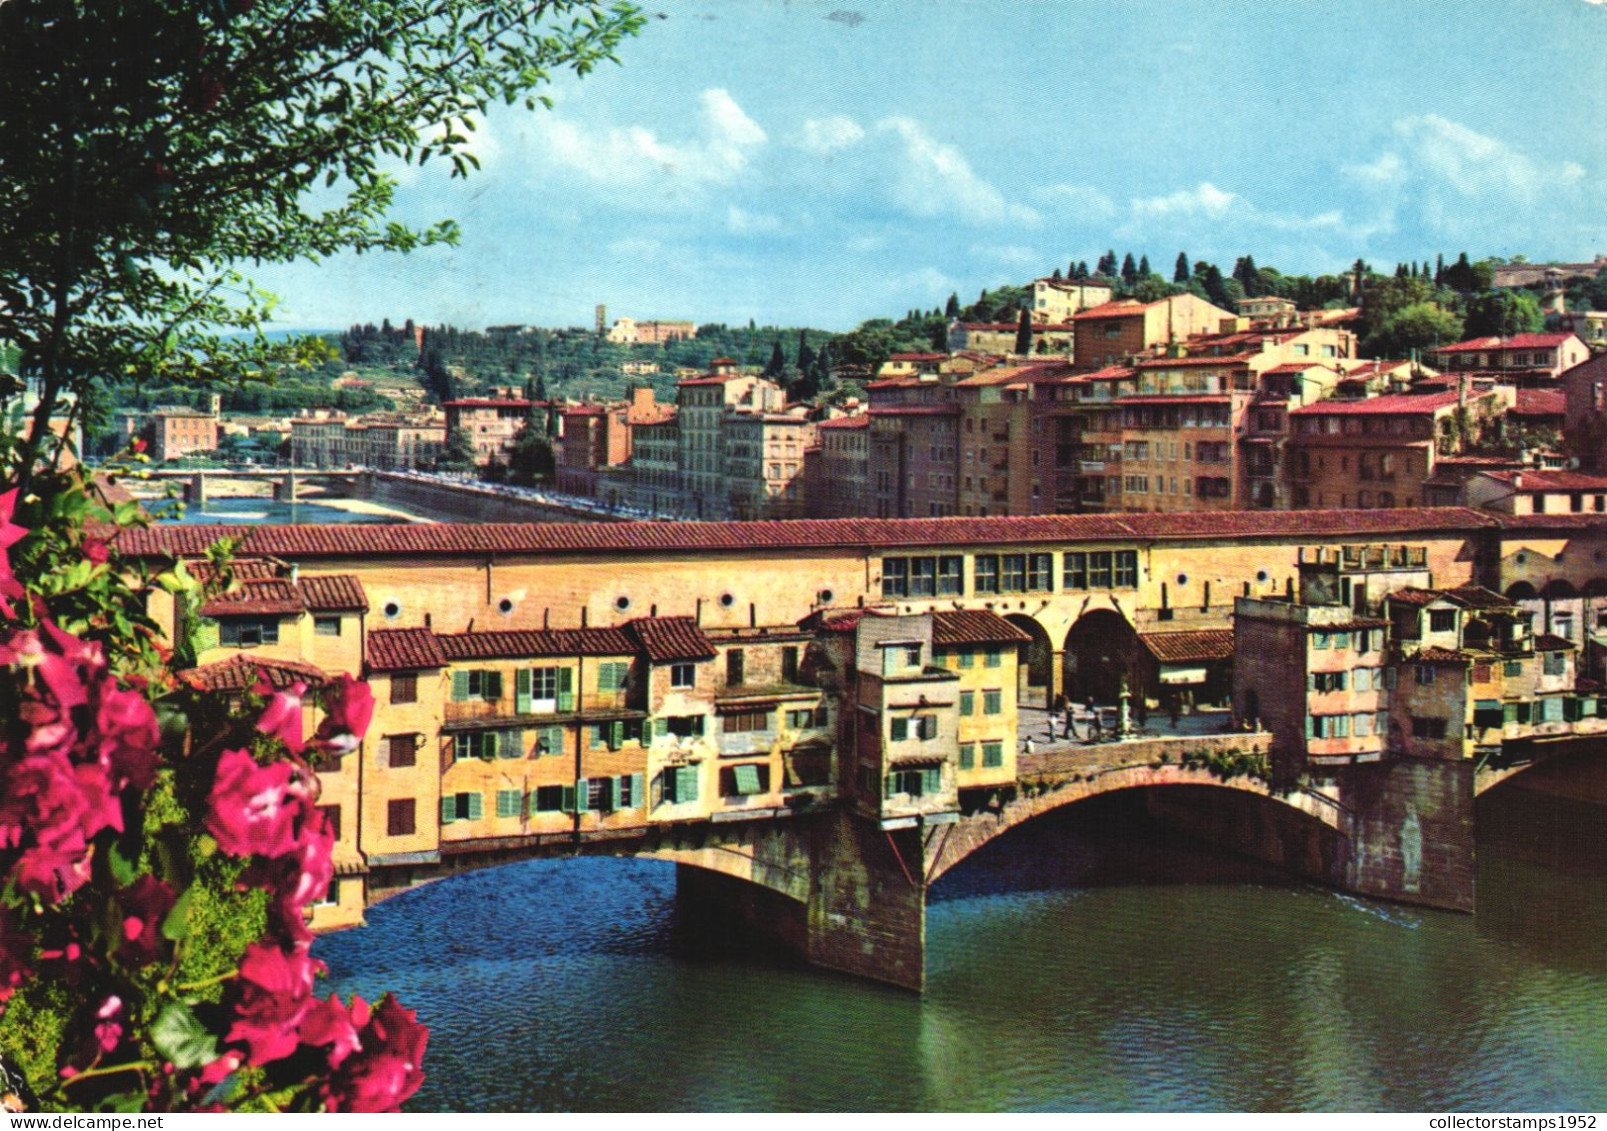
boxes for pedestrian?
[1052,692,1069,726]
[1167,693,1181,728]
[1062,703,1079,740]
[1023,735,1036,758]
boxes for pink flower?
[320,995,428,1113]
[299,994,364,1067]
[0,908,33,1004]
[93,995,124,1054]
[115,875,177,969]
[95,684,161,791]
[82,538,110,565]
[312,676,375,757]
[224,942,323,1065]
[205,749,312,860]
[0,756,121,901]
[254,679,307,754]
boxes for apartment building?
[723,410,818,520]
[1031,277,1114,324]
[811,413,871,518]
[150,405,221,462]
[1425,332,1589,386]
[556,387,668,497]
[1071,294,1235,370]
[443,390,533,467]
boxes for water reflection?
[315,782,1607,1112]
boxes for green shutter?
[561,784,576,813]
[733,764,762,795]
[441,796,456,825]
[924,766,941,793]
[678,765,699,803]
[610,720,624,750]
[538,725,562,756]
[499,729,522,758]
[642,718,655,743]
[516,668,532,713]
[630,773,644,809]
[466,792,482,821]
[614,774,630,808]
[575,779,590,811]
[451,670,470,701]
[557,667,574,712]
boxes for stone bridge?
[348,726,1605,991]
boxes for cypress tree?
[765,338,786,378]
[1204,264,1231,308]
[797,330,816,375]
[1051,267,1063,281]
[1138,254,1151,278]
[1121,252,1138,284]
[1014,307,1032,354]
[1174,252,1190,283]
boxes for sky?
[251,0,1607,333]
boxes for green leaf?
[151,1002,219,1070]
[161,885,195,942]
[107,838,140,887]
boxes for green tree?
[1138,254,1151,278]
[1464,290,1544,339]
[1121,252,1139,285]
[1014,307,1032,354]
[1365,301,1464,358]
[437,426,478,472]
[0,0,645,485]
[1172,253,1190,284]
[944,292,960,318]
[1203,264,1232,309]
[764,338,786,379]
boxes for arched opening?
[1582,577,1607,598]
[1540,579,1578,601]
[1064,608,1141,707]
[1004,613,1055,709]
[1505,581,1538,601]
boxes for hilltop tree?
[1121,253,1139,285]
[1051,267,1063,281]
[1138,254,1151,278]
[764,338,786,379]
[0,0,645,486]
[1014,307,1033,354]
[1174,252,1190,283]
[1203,264,1232,309]
[945,292,961,318]
[1464,290,1544,339]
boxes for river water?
[314,770,1607,1113]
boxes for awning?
[1474,699,1502,712]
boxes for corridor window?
[974,555,1000,594]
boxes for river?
[313,771,1607,1113]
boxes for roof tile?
[366,628,448,671]
[625,616,718,662]
[931,610,1031,647]
[1140,629,1234,663]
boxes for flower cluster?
[0,486,426,1113]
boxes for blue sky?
[253,0,1607,332]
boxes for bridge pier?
[190,471,207,506]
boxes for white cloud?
[876,116,1039,226]
[537,87,766,186]
[971,243,1042,268]
[1032,182,1116,220]
[798,115,866,154]
[1343,151,1405,186]
[1130,181,1237,219]
[727,205,783,235]
[1347,115,1584,205]
[846,234,887,253]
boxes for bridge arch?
[924,763,1345,885]
[1004,613,1056,708]
[1582,577,1607,599]
[1505,581,1538,602]
[1064,607,1142,706]
[1540,579,1579,601]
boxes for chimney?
[1512,472,1523,490]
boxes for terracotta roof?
[299,574,368,612]
[1073,300,1153,321]
[118,507,1504,562]
[443,398,531,408]
[1534,633,1577,651]
[931,610,1031,647]
[1416,647,1471,664]
[1511,389,1565,417]
[1140,629,1234,663]
[867,406,958,416]
[1264,362,1333,375]
[1389,585,1511,610]
[1289,390,1464,416]
[888,352,947,362]
[1133,354,1253,369]
[188,559,284,585]
[625,616,718,662]
[1431,337,1503,353]
[201,579,304,617]
[818,414,870,430]
[183,654,330,693]
[437,627,635,660]
[1117,394,1234,405]
[1480,470,1607,491]
[366,627,448,671]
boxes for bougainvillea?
[0,468,426,1112]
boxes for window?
[1311,671,1348,692]
[1308,715,1350,738]
[455,729,521,761]
[496,790,523,819]
[665,715,706,738]
[904,645,922,667]
[1428,609,1457,633]
[533,784,568,812]
[218,618,280,646]
[318,804,341,841]
[982,742,1003,768]
[532,724,564,756]
[1416,664,1436,685]
[983,689,1002,715]
[917,715,938,740]
[1354,712,1373,737]
[959,743,975,769]
[1089,552,1114,589]
[1544,651,1566,676]
[671,663,696,689]
[881,557,909,598]
[724,763,769,796]
[386,734,416,768]
[984,649,1001,669]
[597,661,631,693]
[974,555,1000,594]
[890,717,909,741]
[1411,717,1448,740]
[1026,553,1053,592]
[451,669,503,702]
[660,765,700,805]
[726,650,745,687]
[1064,552,1088,589]
[781,646,800,683]
[722,710,769,734]
[1001,554,1027,593]
[314,615,342,637]
[1504,659,1523,678]
[1312,632,1330,650]
[441,791,482,823]
[957,648,975,670]
[887,767,941,797]
[386,799,415,837]
[937,556,964,596]
[959,690,975,717]
[390,673,418,705]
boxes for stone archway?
[1505,581,1538,601]
[1064,608,1142,707]
[1004,613,1056,709]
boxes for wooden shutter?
[499,729,523,758]
[680,765,700,802]
[466,792,482,820]
[641,718,655,743]
[516,668,532,713]
[561,784,576,812]
[733,763,761,795]
[630,773,644,809]
[574,779,589,811]
[486,672,503,701]
[451,670,470,701]
[440,796,456,825]
[557,667,574,712]
[610,720,624,750]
